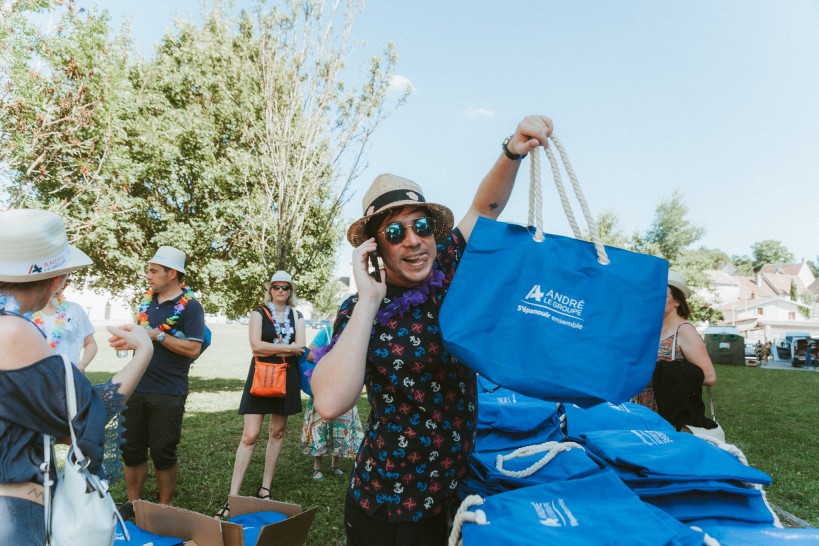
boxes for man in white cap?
[311,115,553,545]
[118,245,206,512]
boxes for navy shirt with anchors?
[135,291,205,396]
[334,229,475,523]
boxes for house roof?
[761,272,807,296]
[760,263,808,276]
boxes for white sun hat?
[0,209,93,282]
[668,270,692,299]
[148,246,187,274]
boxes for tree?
[750,240,794,273]
[2,0,406,317]
[311,277,347,321]
[635,190,704,263]
[585,210,629,249]
[731,255,755,277]
[806,257,819,278]
[1,2,144,290]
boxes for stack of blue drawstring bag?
[451,380,819,545]
[114,521,184,546]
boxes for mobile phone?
[369,251,383,282]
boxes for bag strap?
[494,441,584,479]
[528,135,610,265]
[672,325,717,422]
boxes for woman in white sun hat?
[0,209,154,543]
[217,270,307,519]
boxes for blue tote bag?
[440,137,668,405]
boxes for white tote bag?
[43,355,127,546]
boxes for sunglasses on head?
[379,216,435,245]
[270,284,291,292]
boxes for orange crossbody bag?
[250,306,288,397]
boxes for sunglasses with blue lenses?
[379,216,435,245]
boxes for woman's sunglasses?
[379,216,435,245]
[270,284,291,292]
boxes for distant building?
[702,262,819,343]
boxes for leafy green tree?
[750,240,794,273]
[806,257,818,278]
[1,2,143,288]
[585,210,629,249]
[731,255,755,277]
[635,190,704,263]
[2,1,405,318]
[310,277,347,321]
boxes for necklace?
[374,262,445,326]
[265,302,293,344]
[138,286,195,337]
[32,301,69,349]
[0,291,32,319]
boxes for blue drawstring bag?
[474,390,563,453]
[440,141,668,405]
[463,442,601,497]
[629,478,758,498]
[454,469,703,546]
[114,521,184,546]
[694,523,819,545]
[228,511,289,546]
[563,401,674,442]
[477,390,561,433]
[298,347,313,397]
[583,430,772,485]
[644,489,774,524]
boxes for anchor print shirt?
[333,229,476,523]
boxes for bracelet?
[502,135,527,160]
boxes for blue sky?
[101,0,818,272]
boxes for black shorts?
[121,392,187,470]
[344,490,448,546]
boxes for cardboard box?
[134,500,222,546]
[133,496,317,546]
[221,495,317,546]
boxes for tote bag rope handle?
[448,494,488,546]
[528,135,610,265]
[494,441,585,479]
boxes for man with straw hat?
[311,114,553,545]
[114,245,206,513]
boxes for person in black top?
[0,209,153,543]
[114,245,205,510]
[311,115,554,546]
[216,271,306,519]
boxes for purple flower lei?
[375,262,445,326]
[310,262,445,367]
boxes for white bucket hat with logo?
[668,270,692,299]
[0,209,93,282]
[148,246,187,274]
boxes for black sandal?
[256,486,272,500]
[214,501,230,519]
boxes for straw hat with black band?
[347,173,454,248]
[0,209,92,282]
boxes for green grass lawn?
[85,326,817,543]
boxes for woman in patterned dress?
[300,324,364,480]
[633,270,716,411]
[217,271,306,518]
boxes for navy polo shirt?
[134,291,206,396]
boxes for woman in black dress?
[217,270,305,517]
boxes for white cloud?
[388,74,413,94]
[464,107,495,118]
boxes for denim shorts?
[0,496,45,545]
